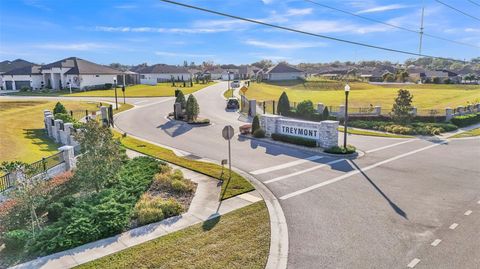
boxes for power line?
[467,0,480,7]
[159,0,474,64]
[435,0,480,21]
[303,0,480,49]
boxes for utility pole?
[418,4,425,55]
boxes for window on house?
[141,75,146,79]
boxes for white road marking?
[407,258,421,268]
[464,210,472,216]
[366,139,416,153]
[134,100,149,105]
[477,200,480,204]
[431,239,442,246]
[449,223,458,230]
[250,155,324,175]
[280,141,447,200]
[264,159,346,184]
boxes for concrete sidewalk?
[11,150,262,269]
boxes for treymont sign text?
[280,125,319,139]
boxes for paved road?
[6,84,479,268]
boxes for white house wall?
[1,74,43,90]
[79,75,116,89]
[268,72,304,81]
[140,73,192,85]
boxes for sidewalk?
[438,122,480,139]
[11,149,262,269]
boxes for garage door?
[5,81,13,90]
[15,81,31,90]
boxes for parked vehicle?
[226,98,240,110]
[231,80,240,88]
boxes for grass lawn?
[114,132,255,200]
[11,82,215,97]
[223,89,234,99]
[75,201,269,269]
[450,128,480,138]
[0,100,99,163]
[338,126,413,138]
[246,80,480,110]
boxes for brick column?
[411,107,417,117]
[337,105,345,120]
[45,114,54,137]
[374,106,382,116]
[59,145,76,170]
[317,103,324,114]
[63,123,73,145]
[445,108,453,122]
[249,99,256,117]
[318,120,339,148]
[53,119,63,143]
[100,106,109,126]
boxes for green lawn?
[11,82,215,97]
[114,132,255,200]
[246,80,480,110]
[75,201,269,269]
[450,128,480,138]
[338,126,413,138]
[0,100,99,163]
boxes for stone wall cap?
[261,114,282,118]
[321,120,339,124]
[58,145,74,150]
[54,119,63,122]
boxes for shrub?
[253,128,266,138]
[3,229,32,251]
[277,91,290,115]
[451,113,480,127]
[158,198,183,218]
[296,100,315,117]
[20,86,30,92]
[104,83,113,89]
[325,145,356,154]
[322,106,329,119]
[54,113,75,123]
[391,89,413,124]
[134,195,183,225]
[271,133,317,147]
[252,115,260,133]
[175,90,186,109]
[46,202,64,222]
[186,94,200,121]
[53,102,67,115]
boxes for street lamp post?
[343,84,350,148]
[113,77,118,110]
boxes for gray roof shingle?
[266,63,303,74]
[136,64,190,74]
[42,57,123,75]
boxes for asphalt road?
[5,83,479,268]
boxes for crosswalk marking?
[264,159,347,184]
[250,155,324,175]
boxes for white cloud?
[155,51,214,57]
[356,4,409,14]
[286,8,313,16]
[92,26,229,34]
[465,28,480,33]
[291,20,391,34]
[245,39,327,49]
[114,4,137,9]
[261,0,274,4]
[35,43,110,51]
[23,0,51,11]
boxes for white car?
[231,80,240,88]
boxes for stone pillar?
[100,106,109,126]
[59,145,76,170]
[476,104,480,112]
[337,105,345,120]
[63,123,73,145]
[445,108,453,122]
[317,103,324,114]
[318,120,339,148]
[456,106,464,115]
[260,114,281,137]
[174,102,182,120]
[53,119,63,143]
[45,114,54,137]
[249,99,256,117]
[411,107,417,117]
[374,106,382,116]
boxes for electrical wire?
[159,0,475,64]
[435,0,480,21]
[467,0,480,7]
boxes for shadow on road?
[157,119,208,137]
[350,160,408,219]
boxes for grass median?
[114,132,255,200]
[450,128,480,138]
[75,201,269,269]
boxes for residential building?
[264,63,304,81]
[1,65,43,90]
[136,64,191,85]
[0,59,36,91]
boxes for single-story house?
[209,68,225,80]
[424,70,460,83]
[1,65,43,90]
[0,59,36,91]
[264,63,305,81]
[239,65,260,79]
[136,64,191,85]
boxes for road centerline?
[250,155,324,175]
[280,141,447,200]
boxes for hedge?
[324,145,356,154]
[271,133,317,147]
[450,113,480,127]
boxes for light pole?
[113,77,118,110]
[343,84,350,148]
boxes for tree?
[73,121,125,192]
[391,89,414,124]
[277,91,290,115]
[382,72,395,82]
[252,115,260,133]
[53,102,67,115]
[396,70,409,82]
[322,106,330,120]
[175,90,186,109]
[186,94,200,121]
[252,59,273,69]
[296,100,315,117]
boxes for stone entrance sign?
[260,114,339,148]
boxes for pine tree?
[277,91,290,115]
[175,90,186,109]
[53,102,67,115]
[252,115,260,133]
[322,106,330,120]
[391,89,414,124]
[186,94,200,121]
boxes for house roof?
[136,64,190,74]
[3,65,42,76]
[0,59,36,73]
[42,57,123,75]
[266,63,303,74]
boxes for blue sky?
[1,0,479,65]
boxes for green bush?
[296,100,315,117]
[134,195,183,225]
[252,115,260,133]
[271,133,317,147]
[253,128,266,138]
[20,86,30,92]
[158,198,183,218]
[322,106,329,119]
[451,113,480,127]
[104,83,113,89]
[349,120,457,135]
[324,145,356,154]
[175,90,186,109]
[46,202,64,222]
[277,91,290,115]
[54,113,76,123]
[53,102,67,115]
[3,229,32,251]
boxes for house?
[239,65,260,79]
[424,70,459,83]
[209,68,225,80]
[264,63,304,81]
[136,64,191,85]
[1,65,43,90]
[0,59,36,91]
[40,57,123,90]
[359,67,396,82]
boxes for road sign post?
[222,125,234,183]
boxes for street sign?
[222,125,234,140]
[240,86,248,94]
